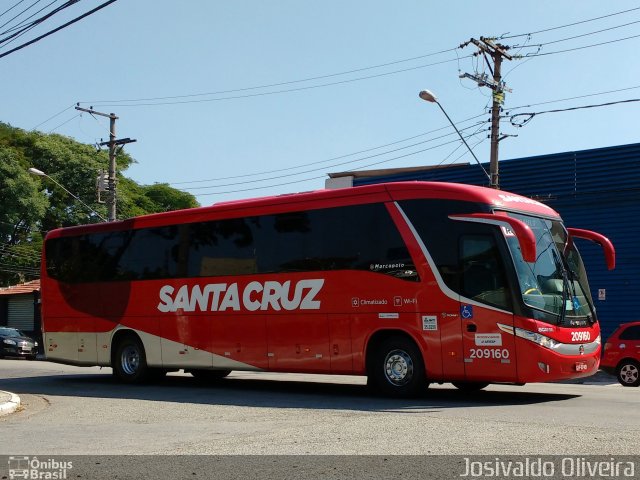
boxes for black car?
[0,327,38,360]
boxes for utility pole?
[459,37,512,189]
[75,105,136,222]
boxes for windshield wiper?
[563,258,596,325]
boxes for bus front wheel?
[113,335,150,384]
[368,336,427,397]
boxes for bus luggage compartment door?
[266,313,330,372]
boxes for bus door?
[458,234,517,383]
[434,303,466,382]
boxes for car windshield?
[0,327,24,338]
[502,212,594,325]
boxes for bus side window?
[460,235,511,310]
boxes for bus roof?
[45,181,560,239]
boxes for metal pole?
[74,106,135,222]
[489,53,503,189]
[108,114,117,222]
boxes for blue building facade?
[347,143,640,340]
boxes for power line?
[81,48,460,105]
[524,19,640,49]
[195,135,481,197]
[507,85,640,111]
[0,242,42,255]
[0,0,117,60]
[0,0,29,20]
[0,0,44,33]
[166,84,640,190]
[0,266,40,277]
[48,113,80,133]
[509,98,640,127]
[524,32,640,57]
[0,0,58,35]
[0,261,40,272]
[191,97,640,197]
[434,124,488,169]
[500,6,640,40]
[0,0,62,44]
[0,249,41,262]
[169,113,487,186]
[0,248,40,263]
[31,103,74,130]
[181,123,487,191]
[78,10,640,109]
[82,56,467,108]
[93,49,461,104]
[508,18,640,55]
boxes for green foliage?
[0,122,199,286]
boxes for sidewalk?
[0,390,20,416]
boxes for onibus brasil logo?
[8,456,73,479]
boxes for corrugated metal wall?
[7,294,35,332]
[354,142,640,340]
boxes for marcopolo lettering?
[157,279,325,313]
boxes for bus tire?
[368,336,426,397]
[189,369,232,382]
[616,360,640,387]
[113,335,150,384]
[452,382,489,392]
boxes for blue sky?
[2,1,640,205]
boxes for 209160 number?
[469,348,510,359]
[571,331,591,342]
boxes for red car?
[601,321,640,387]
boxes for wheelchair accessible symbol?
[460,304,474,319]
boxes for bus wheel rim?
[121,346,140,375]
[384,350,413,386]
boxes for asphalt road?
[0,359,638,457]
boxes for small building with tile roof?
[0,279,41,349]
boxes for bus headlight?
[514,327,560,351]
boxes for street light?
[28,167,107,222]
[418,89,492,184]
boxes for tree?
[0,149,48,283]
[0,122,198,286]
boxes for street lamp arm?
[28,168,107,222]
[434,101,490,181]
[418,90,491,182]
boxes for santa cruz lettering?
[157,279,325,313]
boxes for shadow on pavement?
[1,367,580,413]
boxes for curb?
[0,391,21,416]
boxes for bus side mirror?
[449,213,537,263]
[567,228,616,270]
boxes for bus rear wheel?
[368,336,426,397]
[113,335,150,384]
[189,369,232,382]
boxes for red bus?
[41,182,615,396]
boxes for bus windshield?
[503,212,594,325]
